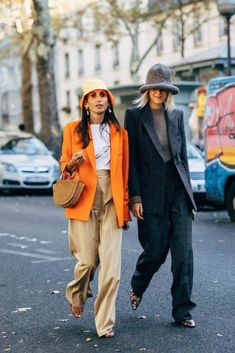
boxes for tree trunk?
[32,0,61,159]
[21,52,34,133]
[36,51,61,157]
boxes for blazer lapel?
[139,104,165,161]
[85,124,96,173]
[110,123,119,176]
[165,109,177,158]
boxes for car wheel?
[226,181,235,222]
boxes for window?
[112,43,119,68]
[219,18,226,38]
[148,0,159,11]
[156,29,163,56]
[93,18,100,33]
[193,13,202,46]
[66,90,71,108]
[1,92,9,124]
[172,21,181,51]
[94,45,101,72]
[65,53,70,78]
[77,17,83,39]
[78,49,84,76]
[0,137,49,155]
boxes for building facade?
[55,0,235,127]
[0,0,234,130]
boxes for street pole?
[217,0,235,77]
[226,15,232,76]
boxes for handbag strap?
[61,171,80,181]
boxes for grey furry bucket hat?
[139,63,179,95]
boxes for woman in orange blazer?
[60,78,130,338]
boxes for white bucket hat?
[79,78,115,109]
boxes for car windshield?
[187,145,203,159]
[0,137,50,155]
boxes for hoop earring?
[86,109,89,116]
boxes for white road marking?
[0,233,54,244]
[13,307,32,313]
[33,258,72,264]
[0,249,71,263]
[1,234,38,242]
[7,242,29,249]
[123,247,140,254]
[36,249,58,255]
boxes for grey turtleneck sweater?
[151,106,172,162]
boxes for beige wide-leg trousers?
[66,170,122,337]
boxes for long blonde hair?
[133,90,175,111]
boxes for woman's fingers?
[139,203,144,219]
[72,151,86,165]
[132,203,144,220]
[67,152,85,172]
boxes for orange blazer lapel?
[85,125,96,173]
[110,123,120,177]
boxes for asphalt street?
[0,193,234,353]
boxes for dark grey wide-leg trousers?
[131,161,196,321]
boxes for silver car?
[187,143,206,203]
[0,130,60,190]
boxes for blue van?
[207,76,235,95]
[204,76,235,221]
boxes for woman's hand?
[122,221,129,231]
[66,151,86,173]
[131,203,144,220]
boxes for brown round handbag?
[53,174,85,208]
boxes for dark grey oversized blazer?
[124,104,197,214]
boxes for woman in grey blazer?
[125,63,197,328]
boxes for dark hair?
[75,93,120,148]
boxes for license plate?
[25,177,48,183]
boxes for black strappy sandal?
[178,319,196,328]
[130,289,142,310]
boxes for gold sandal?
[70,304,83,318]
[101,329,115,338]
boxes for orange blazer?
[60,121,131,227]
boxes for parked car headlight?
[52,164,60,176]
[0,162,17,172]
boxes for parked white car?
[0,130,60,190]
[187,143,206,203]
